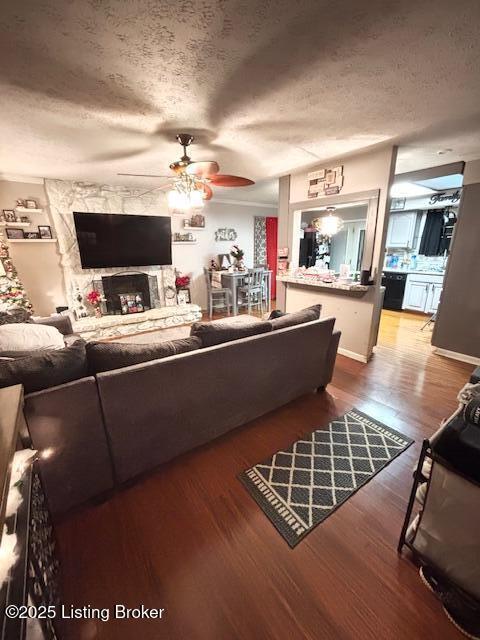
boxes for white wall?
[172,201,277,309]
[279,146,397,361]
[0,179,66,315]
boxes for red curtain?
[265,216,278,300]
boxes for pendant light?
[312,207,344,236]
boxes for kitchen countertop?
[277,275,369,293]
[383,269,445,277]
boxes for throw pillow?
[0,308,33,325]
[269,304,322,330]
[190,318,272,347]
[86,336,201,374]
[0,323,65,353]
[268,309,286,320]
[0,339,88,394]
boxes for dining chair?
[237,267,265,314]
[204,268,231,319]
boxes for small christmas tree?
[0,231,33,314]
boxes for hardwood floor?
[56,309,473,640]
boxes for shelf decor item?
[38,225,53,239]
[24,231,40,240]
[86,289,104,318]
[3,210,16,223]
[185,213,205,228]
[173,232,196,243]
[176,288,191,304]
[5,228,24,240]
[25,199,38,209]
[230,244,245,271]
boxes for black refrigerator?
[299,232,318,268]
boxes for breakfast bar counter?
[277,275,383,363]
[277,275,369,294]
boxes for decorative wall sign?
[429,190,461,205]
[215,228,237,241]
[308,166,344,198]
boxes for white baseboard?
[432,347,480,366]
[337,347,369,363]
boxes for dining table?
[220,270,272,316]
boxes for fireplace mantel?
[72,304,201,341]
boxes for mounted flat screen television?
[73,212,172,269]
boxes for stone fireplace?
[100,272,158,315]
[44,179,176,315]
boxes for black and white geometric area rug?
[240,409,413,547]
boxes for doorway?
[379,165,463,347]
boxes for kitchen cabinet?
[386,211,417,249]
[426,282,443,313]
[403,274,443,313]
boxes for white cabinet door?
[426,283,443,313]
[403,280,429,311]
[386,212,417,248]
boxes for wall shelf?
[172,240,197,245]
[0,221,31,227]
[15,207,44,213]
[183,225,205,231]
[7,239,57,244]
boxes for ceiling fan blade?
[209,174,254,187]
[117,173,173,178]
[185,161,220,178]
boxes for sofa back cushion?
[86,336,201,374]
[269,304,322,330]
[0,339,88,393]
[190,318,272,347]
[97,316,336,484]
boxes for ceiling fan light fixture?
[167,184,205,211]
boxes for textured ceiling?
[1,0,480,199]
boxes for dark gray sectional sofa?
[18,315,340,516]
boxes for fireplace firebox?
[102,273,152,315]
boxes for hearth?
[101,272,155,315]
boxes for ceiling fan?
[118,133,254,207]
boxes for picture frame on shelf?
[176,288,191,305]
[5,228,24,240]
[38,225,53,239]
[20,216,30,223]
[25,199,38,209]
[24,231,40,239]
[3,210,16,223]
[186,213,205,228]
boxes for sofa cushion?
[0,322,65,353]
[86,336,201,374]
[269,304,322,330]
[190,317,272,347]
[0,339,88,393]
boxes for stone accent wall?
[44,179,175,312]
